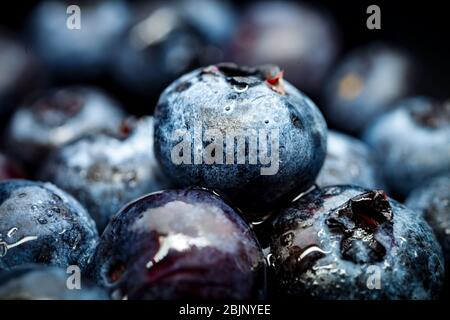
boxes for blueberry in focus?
[406,174,450,271]
[269,185,444,299]
[89,188,266,300]
[0,265,108,300]
[7,86,125,167]
[229,1,340,94]
[154,63,327,219]
[0,32,42,119]
[323,43,415,134]
[0,152,25,180]
[364,97,450,197]
[27,0,131,79]
[40,117,170,231]
[0,180,98,271]
[316,130,385,190]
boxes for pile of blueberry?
[0,0,449,300]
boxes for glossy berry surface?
[364,97,450,197]
[0,265,108,300]
[154,63,327,218]
[269,185,444,299]
[229,1,339,94]
[406,175,450,268]
[0,180,98,271]
[316,130,385,190]
[28,0,131,79]
[0,153,24,180]
[7,87,124,166]
[89,188,266,300]
[323,43,415,134]
[41,117,170,231]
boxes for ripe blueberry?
[7,86,125,166]
[0,180,98,271]
[364,97,450,197]
[154,63,327,219]
[316,130,385,190]
[269,185,444,299]
[406,175,450,272]
[89,188,266,300]
[40,117,170,231]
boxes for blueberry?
[28,0,131,79]
[40,117,170,231]
[112,1,235,97]
[0,180,98,271]
[269,185,444,299]
[364,97,450,197]
[323,43,415,134]
[406,175,450,272]
[7,87,125,166]
[0,33,42,118]
[0,265,108,300]
[112,2,201,96]
[229,1,340,94]
[316,130,385,190]
[0,152,25,181]
[154,63,327,219]
[89,188,266,300]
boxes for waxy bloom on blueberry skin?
[0,180,98,271]
[269,185,444,299]
[88,188,266,300]
[154,63,327,219]
[7,86,125,166]
[316,130,385,190]
[406,174,450,270]
[40,117,170,231]
[364,97,450,197]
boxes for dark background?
[1,0,448,99]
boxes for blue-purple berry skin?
[154,63,327,218]
[0,180,98,271]
[364,97,450,197]
[89,188,266,300]
[406,175,450,268]
[270,185,444,299]
[316,130,385,190]
[7,86,125,166]
[40,117,170,231]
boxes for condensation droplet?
[38,217,48,224]
[233,84,249,93]
[7,227,18,238]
